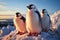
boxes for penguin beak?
[27,6,31,9]
[27,6,29,8]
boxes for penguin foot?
[33,33,39,36]
[27,32,32,36]
[17,32,25,35]
[34,32,42,36]
[27,32,41,36]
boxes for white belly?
[14,18,26,33]
[26,11,42,33]
[41,15,50,30]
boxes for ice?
[1,27,10,36]
[7,25,15,31]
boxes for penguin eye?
[31,6,35,9]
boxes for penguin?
[40,9,51,32]
[26,4,42,36]
[13,12,27,35]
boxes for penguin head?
[41,9,49,16]
[42,9,48,14]
[27,4,37,11]
[15,12,22,18]
[41,9,48,18]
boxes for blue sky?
[0,0,60,15]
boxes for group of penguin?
[14,4,52,36]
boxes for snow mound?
[2,30,57,40]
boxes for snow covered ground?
[0,10,60,40]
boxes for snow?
[1,27,10,36]
[50,10,60,31]
[0,10,60,40]
[7,25,15,31]
[1,31,58,40]
[0,25,15,37]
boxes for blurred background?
[0,0,60,27]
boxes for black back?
[20,16,26,23]
[35,11,41,21]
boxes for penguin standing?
[40,9,51,32]
[13,12,27,35]
[26,4,42,36]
